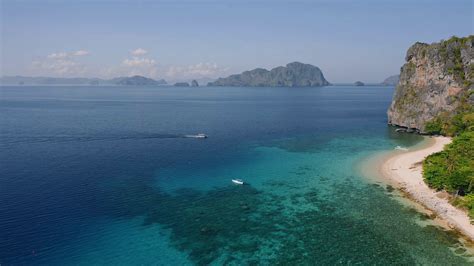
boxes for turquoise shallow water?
[1,85,472,264]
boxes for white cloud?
[47,52,69,59]
[33,48,228,80]
[105,60,227,81]
[107,48,159,77]
[122,57,156,67]
[33,50,90,76]
[73,50,90,56]
[102,53,158,78]
[165,63,228,80]
[32,58,86,75]
[47,50,90,59]
[130,48,148,56]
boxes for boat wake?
[1,132,206,145]
[183,133,208,139]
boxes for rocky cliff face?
[387,36,474,133]
[208,62,330,87]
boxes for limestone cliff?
[208,62,330,87]
[387,36,474,133]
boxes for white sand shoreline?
[380,136,474,241]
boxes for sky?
[1,0,472,83]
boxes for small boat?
[185,133,208,139]
[232,179,244,185]
[394,146,408,151]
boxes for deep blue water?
[0,86,472,265]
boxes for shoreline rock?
[174,82,190,87]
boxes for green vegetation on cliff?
[423,97,474,218]
[423,131,474,217]
[424,111,474,136]
[419,35,474,218]
[440,36,472,86]
[423,132,474,193]
[424,89,474,136]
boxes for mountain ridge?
[0,75,167,86]
[381,75,399,86]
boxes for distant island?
[174,82,190,87]
[381,75,399,86]
[0,75,167,86]
[111,76,167,86]
[354,81,364,86]
[208,62,330,87]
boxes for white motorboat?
[185,133,208,138]
[394,146,408,151]
[232,179,244,185]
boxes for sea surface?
[0,85,472,265]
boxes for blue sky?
[1,0,472,82]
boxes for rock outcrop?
[387,36,474,133]
[381,75,400,86]
[208,62,330,87]
[354,81,364,86]
[191,80,199,87]
[174,82,190,87]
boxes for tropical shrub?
[423,131,474,194]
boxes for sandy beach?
[381,136,474,241]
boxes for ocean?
[0,85,471,265]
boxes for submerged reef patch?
[97,175,470,265]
